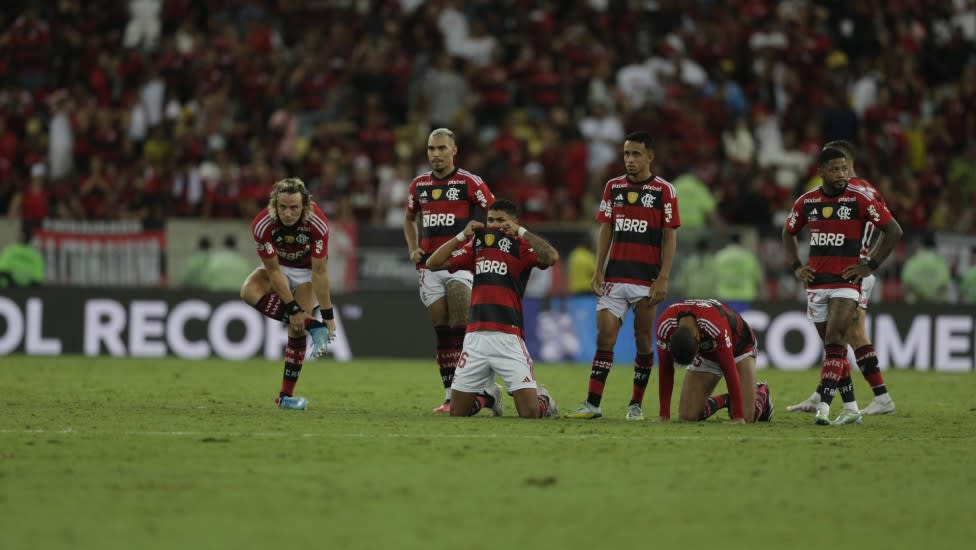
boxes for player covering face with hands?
[426,199,560,418]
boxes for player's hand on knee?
[409,248,425,263]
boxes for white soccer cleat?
[625,403,645,421]
[484,383,504,417]
[537,386,559,418]
[831,410,864,426]
[565,401,602,419]
[786,392,821,413]
[861,395,895,415]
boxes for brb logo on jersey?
[423,213,456,227]
[615,217,648,233]
[810,232,845,246]
[476,259,508,275]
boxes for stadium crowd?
[1,0,975,294]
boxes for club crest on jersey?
[498,237,512,253]
[627,192,639,204]
[822,206,834,219]
[445,187,460,200]
[432,189,443,200]
[484,233,495,246]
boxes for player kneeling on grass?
[656,299,773,423]
[426,199,560,419]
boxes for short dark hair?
[823,140,856,159]
[624,131,654,150]
[488,198,519,217]
[671,325,699,365]
[817,147,847,166]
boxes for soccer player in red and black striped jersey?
[566,132,680,421]
[405,128,495,413]
[655,299,773,423]
[783,148,903,426]
[787,141,898,416]
[425,199,560,419]
[241,178,336,410]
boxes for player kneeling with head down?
[426,199,560,418]
[656,299,773,423]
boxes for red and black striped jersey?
[655,299,751,420]
[596,174,680,285]
[848,176,891,258]
[406,167,494,268]
[251,203,329,269]
[447,228,546,338]
[784,183,891,290]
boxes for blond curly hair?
[267,177,312,221]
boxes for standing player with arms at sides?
[405,128,495,413]
[787,140,897,415]
[241,178,336,410]
[426,199,560,418]
[566,132,680,421]
[656,299,773,424]
[783,148,903,425]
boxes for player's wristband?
[791,260,803,272]
[864,258,880,270]
[517,226,528,237]
[455,231,468,242]
[320,307,334,320]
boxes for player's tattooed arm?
[521,229,560,267]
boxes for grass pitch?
[1,356,974,550]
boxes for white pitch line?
[0,428,969,442]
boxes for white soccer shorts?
[277,265,312,293]
[417,268,473,307]
[687,347,759,377]
[596,282,651,320]
[451,331,538,393]
[806,287,861,323]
